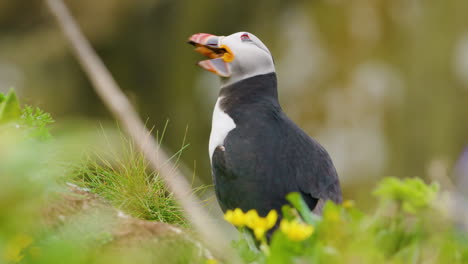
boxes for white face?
[189,32,276,87]
[219,32,276,86]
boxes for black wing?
[281,116,342,210]
[211,106,341,215]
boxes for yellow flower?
[280,219,314,242]
[224,208,247,227]
[343,200,355,209]
[205,258,218,264]
[245,209,278,240]
[4,234,33,263]
[324,209,341,222]
[224,208,278,240]
[244,209,260,227]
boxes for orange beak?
[188,33,234,77]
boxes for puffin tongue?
[197,58,231,77]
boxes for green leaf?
[0,89,21,122]
[268,231,300,264]
[286,192,321,225]
[19,105,55,140]
[373,177,439,214]
[281,204,296,221]
[232,228,264,263]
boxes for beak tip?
[188,33,217,46]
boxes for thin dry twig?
[44,0,231,257]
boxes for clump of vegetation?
[74,135,187,226]
[0,91,202,264]
[225,178,468,264]
[0,89,54,139]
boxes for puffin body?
[189,32,342,217]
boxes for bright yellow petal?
[245,210,259,228]
[253,227,266,240]
[232,208,246,226]
[224,210,234,223]
[224,208,247,227]
[280,219,290,233]
[266,210,278,229]
[281,220,314,242]
[233,208,244,216]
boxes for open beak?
[188,33,234,77]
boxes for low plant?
[0,89,54,139]
[0,90,200,264]
[225,178,468,264]
[73,133,188,226]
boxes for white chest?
[209,97,236,163]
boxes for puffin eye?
[240,33,252,42]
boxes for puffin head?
[188,32,275,86]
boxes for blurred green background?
[1,0,467,201]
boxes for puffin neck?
[219,72,279,109]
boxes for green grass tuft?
[74,129,188,227]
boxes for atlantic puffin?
[188,32,342,218]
